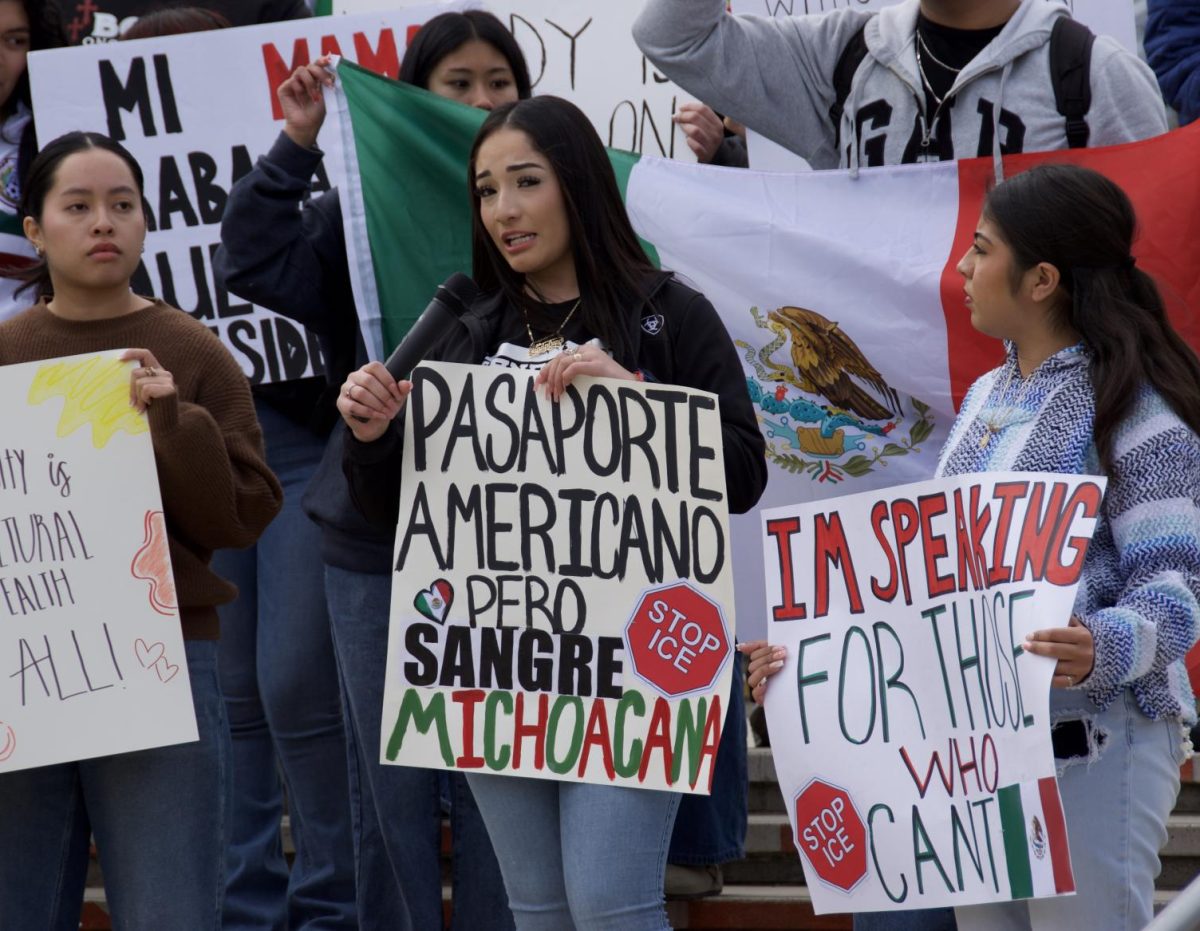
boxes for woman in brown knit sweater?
[0,131,281,929]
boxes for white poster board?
[0,352,197,773]
[762,472,1104,912]
[332,0,697,159]
[380,362,735,792]
[29,8,451,384]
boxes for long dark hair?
[13,132,148,301]
[399,10,531,99]
[119,7,232,40]
[3,0,58,125]
[985,163,1200,472]
[4,0,59,200]
[467,97,656,367]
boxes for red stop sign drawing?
[793,779,868,893]
[623,581,732,698]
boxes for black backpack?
[829,16,1095,150]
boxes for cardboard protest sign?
[332,0,697,160]
[380,362,735,792]
[761,472,1104,912]
[28,7,453,384]
[0,352,197,773]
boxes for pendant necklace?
[525,297,582,357]
[978,364,1032,450]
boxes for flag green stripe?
[338,60,662,354]
[313,0,332,15]
[998,785,1033,899]
[338,61,483,353]
[608,148,660,268]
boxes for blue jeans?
[214,402,355,930]
[467,774,681,931]
[0,640,229,930]
[954,688,1185,931]
[669,653,747,865]
[324,566,513,931]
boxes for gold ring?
[572,351,583,361]
[143,366,156,378]
[1066,674,1074,686]
[344,384,353,398]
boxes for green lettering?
[546,696,585,775]
[670,696,706,784]
[614,690,646,778]
[386,689,453,765]
[911,805,954,895]
[484,690,513,770]
[868,802,907,903]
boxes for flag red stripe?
[1037,776,1075,894]
[942,158,1004,410]
[943,121,1200,411]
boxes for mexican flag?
[998,777,1076,900]
[322,57,1200,645]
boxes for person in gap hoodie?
[633,0,1167,171]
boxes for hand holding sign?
[738,639,785,705]
[279,54,336,150]
[533,343,637,402]
[1024,615,1095,689]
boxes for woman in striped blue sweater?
[939,163,1200,930]
[748,163,1200,930]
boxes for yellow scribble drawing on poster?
[28,357,146,449]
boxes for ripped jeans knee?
[1050,713,1107,776]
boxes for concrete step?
[81,884,1184,929]
[84,884,853,930]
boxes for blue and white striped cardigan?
[938,344,1200,723]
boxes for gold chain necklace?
[524,297,582,357]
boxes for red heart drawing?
[154,658,180,683]
[0,723,14,762]
[135,639,166,669]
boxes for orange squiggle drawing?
[131,510,177,616]
[28,357,146,449]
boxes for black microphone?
[383,272,480,380]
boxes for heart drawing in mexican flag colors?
[323,57,1200,649]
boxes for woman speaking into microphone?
[338,95,767,930]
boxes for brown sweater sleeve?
[147,327,282,551]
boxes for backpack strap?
[1050,16,1095,149]
[829,23,869,147]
